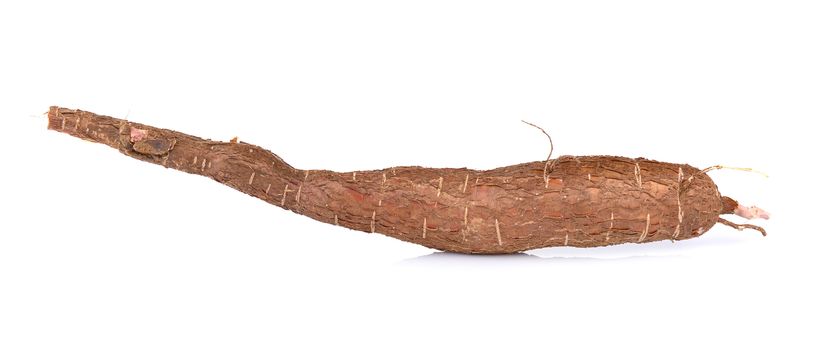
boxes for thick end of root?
[717,217,767,236]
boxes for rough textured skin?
[47,107,731,254]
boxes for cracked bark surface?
[47,106,741,254]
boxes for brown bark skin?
[47,107,735,254]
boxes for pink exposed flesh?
[734,204,770,220]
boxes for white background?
[1,1,813,349]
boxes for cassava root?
[46,107,768,254]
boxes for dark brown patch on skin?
[133,139,175,156]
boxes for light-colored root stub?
[734,204,771,220]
